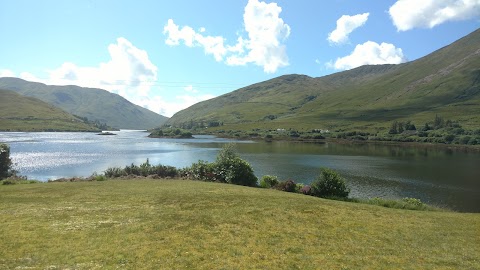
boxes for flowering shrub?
[276,179,297,192]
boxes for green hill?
[0,78,168,130]
[0,180,478,269]
[167,28,480,131]
[0,89,100,131]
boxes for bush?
[300,185,312,195]
[215,144,258,187]
[91,172,107,181]
[183,144,258,186]
[311,168,350,198]
[104,167,126,178]
[1,175,39,185]
[103,160,179,179]
[259,175,279,188]
[217,157,257,186]
[276,179,297,192]
[444,134,455,143]
[185,160,219,182]
[153,165,178,178]
[0,143,14,179]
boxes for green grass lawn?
[1,179,479,269]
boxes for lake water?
[1,130,479,212]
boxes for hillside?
[1,180,479,269]
[167,28,480,131]
[0,89,100,131]
[0,78,168,130]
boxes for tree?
[311,168,350,198]
[0,143,13,179]
[389,121,398,134]
[405,121,416,131]
[398,122,405,134]
[434,115,444,129]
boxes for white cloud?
[163,0,290,73]
[3,38,217,117]
[389,0,480,31]
[44,37,158,99]
[0,69,15,77]
[330,41,407,70]
[327,13,369,44]
[136,93,216,117]
[184,85,198,93]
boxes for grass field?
[1,179,479,269]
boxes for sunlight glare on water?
[1,131,479,212]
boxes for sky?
[0,0,479,117]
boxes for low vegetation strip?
[0,179,479,269]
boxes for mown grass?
[1,179,479,269]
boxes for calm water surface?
[1,130,479,212]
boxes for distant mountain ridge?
[0,89,100,131]
[167,28,480,131]
[0,78,168,130]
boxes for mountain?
[0,78,168,130]
[0,89,101,131]
[167,28,480,131]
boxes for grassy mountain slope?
[0,89,100,131]
[0,78,168,130]
[168,28,480,131]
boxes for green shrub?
[214,144,257,187]
[311,168,350,198]
[217,157,257,186]
[259,175,279,188]
[0,143,14,179]
[444,134,455,143]
[184,160,218,182]
[91,172,107,181]
[153,165,178,178]
[104,167,126,178]
[104,160,179,179]
[295,183,305,193]
[1,175,39,185]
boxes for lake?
[1,130,479,212]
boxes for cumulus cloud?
[43,37,158,99]
[163,0,290,73]
[330,41,407,70]
[2,38,216,117]
[0,69,15,77]
[164,19,227,61]
[389,0,480,31]
[327,13,370,44]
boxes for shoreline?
[211,133,480,153]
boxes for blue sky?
[1,0,479,117]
